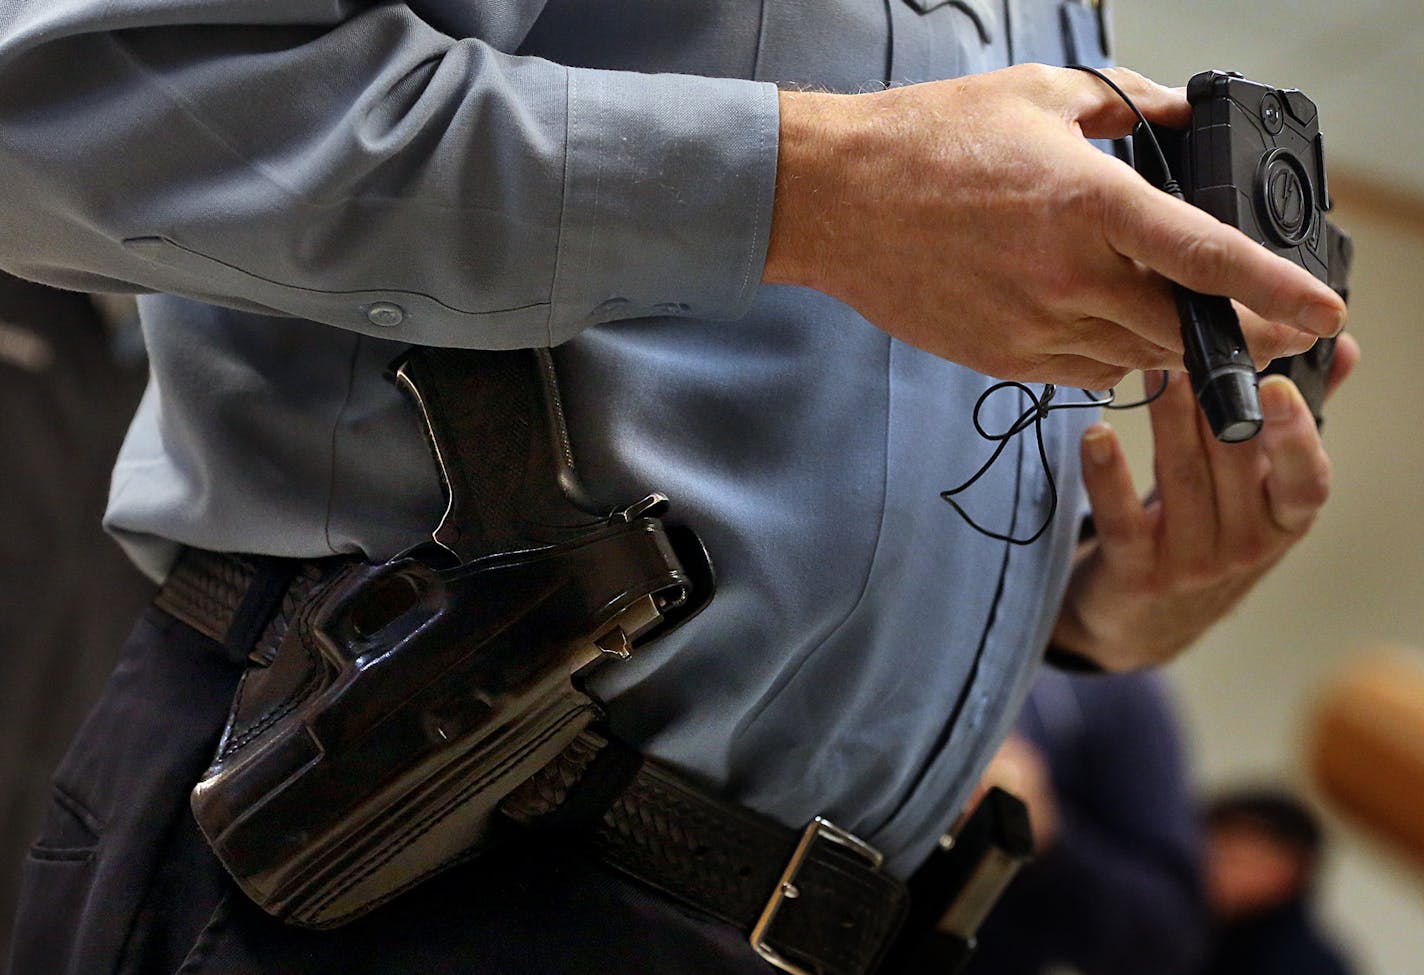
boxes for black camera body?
[1176,70,1332,280]
[1260,218,1351,427]
[1134,70,1346,437]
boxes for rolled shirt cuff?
[550,67,780,343]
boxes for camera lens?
[1261,92,1285,135]
[1255,149,1314,246]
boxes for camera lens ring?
[1260,92,1286,135]
[1255,148,1314,247]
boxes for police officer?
[0,2,1350,972]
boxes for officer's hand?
[763,64,1346,388]
[1049,333,1359,671]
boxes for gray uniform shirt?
[0,0,1109,876]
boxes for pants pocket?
[9,789,101,975]
[6,609,244,975]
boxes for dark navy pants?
[7,607,772,974]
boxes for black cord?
[1106,369,1170,410]
[1066,64,1185,201]
[941,383,1109,546]
[939,66,1183,545]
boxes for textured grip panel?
[393,347,603,563]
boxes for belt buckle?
[749,816,885,975]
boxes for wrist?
[763,89,857,291]
[1051,590,1142,674]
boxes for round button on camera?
[1261,92,1285,135]
[1255,148,1314,247]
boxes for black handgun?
[190,347,713,928]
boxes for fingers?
[1079,423,1151,562]
[1199,398,1275,569]
[1326,332,1360,398]
[1057,66,1192,138]
[999,352,1131,390]
[1258,375,1332,534]
[1064,317,1179,373]
[1080,257,1185,354]
[1102,173,1347,339]
[1148,371,1220,574]
[1236,303,1319,367]
[1145,372,1328,560]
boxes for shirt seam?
[546,65,575,347]
[732,87,775,310]
[730,332,896,742]
[321,332,364,556]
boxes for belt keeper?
[504,733,645,834]
[222,556,301,663]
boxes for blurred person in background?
[1202,789,1354,975]
[0,271,152,964]
[958,669,1208,975]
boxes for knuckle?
[1299,463,1332,508]
[1281,330,1318,357]
[981,345,1032,380]
[1273,457,1332,527]
[1254,325,1314,365]
[1274,506,1318,536]
[1176,556,1218,590]
[1092,365,1132,390]
[1129,342,1176,372]
[1133,569,1169,600]
[1105,67,1150,94]
[1224,532,1272,572]
[1006,62,1057,97]
[1078,175,1121,227]
[1155,454,1209,494]
[1181,234,1233,284]
[1018,62,1058,88]
[1018,351,1062,383]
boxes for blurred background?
[1113,2,1424,973]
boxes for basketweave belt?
[157,548,909,975]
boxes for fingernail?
[1301,302,1346,337]
[1084,426,1115,466]
[1259,375,1296,422]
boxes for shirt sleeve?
[0,1,780,349]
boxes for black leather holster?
[188,347,713,929]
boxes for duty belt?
[159,547,907,975]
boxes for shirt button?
[367,302,405,327]
[590,296,629,318]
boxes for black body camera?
[1134,70,1347,439]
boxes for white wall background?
[1110,4,1424,972]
